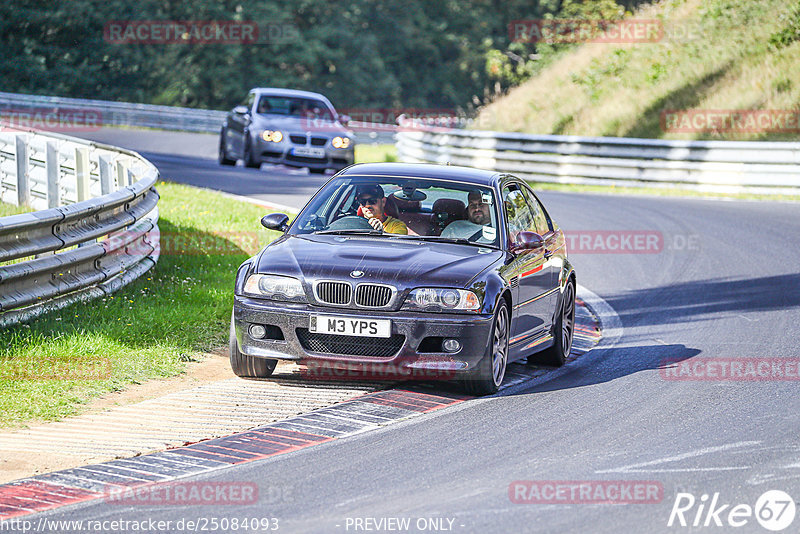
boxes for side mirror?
[233,105,249,115]
[511,231,544,254]
[339,114,351,126]
[261,213,290,232]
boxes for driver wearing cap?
[356,184,408,234]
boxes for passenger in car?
[441,190,493,242]
[356,184,409,234]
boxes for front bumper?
[233,295,492,380]
[255,138,354,170]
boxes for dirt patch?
[83,350,233,414]
[0,350,233,484]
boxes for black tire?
[243,137,260,168]
[530,279,575,367]
[229,315,277,378]
[309,167,327,174]
[218,131,236,166]
[463,299,509,396]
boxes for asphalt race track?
[29,129,800,533]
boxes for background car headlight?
[332,136,351,149]
[403,288,480,312]
[261,130,284,142]
[244,274,306,302]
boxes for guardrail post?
[116,160,128,188]
[98,154,112,195]
[45,142,60,208]
[75,146,90,201]
[15,136,30,207]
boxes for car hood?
[251,114,348,135]
[255,234,503,290]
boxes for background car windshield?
[256,96,334,119]
[291,177,500,246]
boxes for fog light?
[443,339,461,353]
[249,324,267,339]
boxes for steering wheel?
[332,200,359,221]
[324,215,374,231]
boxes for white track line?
[576,283,623,349]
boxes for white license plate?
[309,315,391,338]
[292,147,326,158]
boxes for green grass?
[0,203,34,217]
[355,143,397,163]
[0,182,286,428]
[476,0,800,141]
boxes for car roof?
[250,87,330,101]
[339,163,503,186]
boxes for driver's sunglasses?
[357,197,379,205]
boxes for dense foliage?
[0,0,646,112]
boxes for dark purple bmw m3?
[231,163,575,395]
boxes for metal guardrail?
[0,129,160,327]
[0,91,396,144]
[396,127,800,194]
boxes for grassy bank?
[0,183,285,428]
[355,143,397,163]
[477,0,800,141]
[0,203,33,217]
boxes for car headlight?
[244,274,306,302]
[261,130,284,143]
[403,288,481,312]
[332,136,351,149]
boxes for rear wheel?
[218,131,236,166]
[463,299,509,396]
[229,315,277,378]
[309,167,327,174]
[530,279,575,367]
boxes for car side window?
[521,187,551,235]
[502,185,537,243]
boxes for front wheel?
[229,315,277,378]
[463,299,509,396]
[218,131,236,166]
[243,137,260,169]
[530,280,575,367]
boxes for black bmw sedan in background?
[231,163,575,395]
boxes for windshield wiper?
[315,229,386,236]
[392,235,499,249]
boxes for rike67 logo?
[668,490,796,531]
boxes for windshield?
[256,95,335,119]
[290,176,501,247]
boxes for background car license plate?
[310,315,391,338]
[292,147,326,158]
